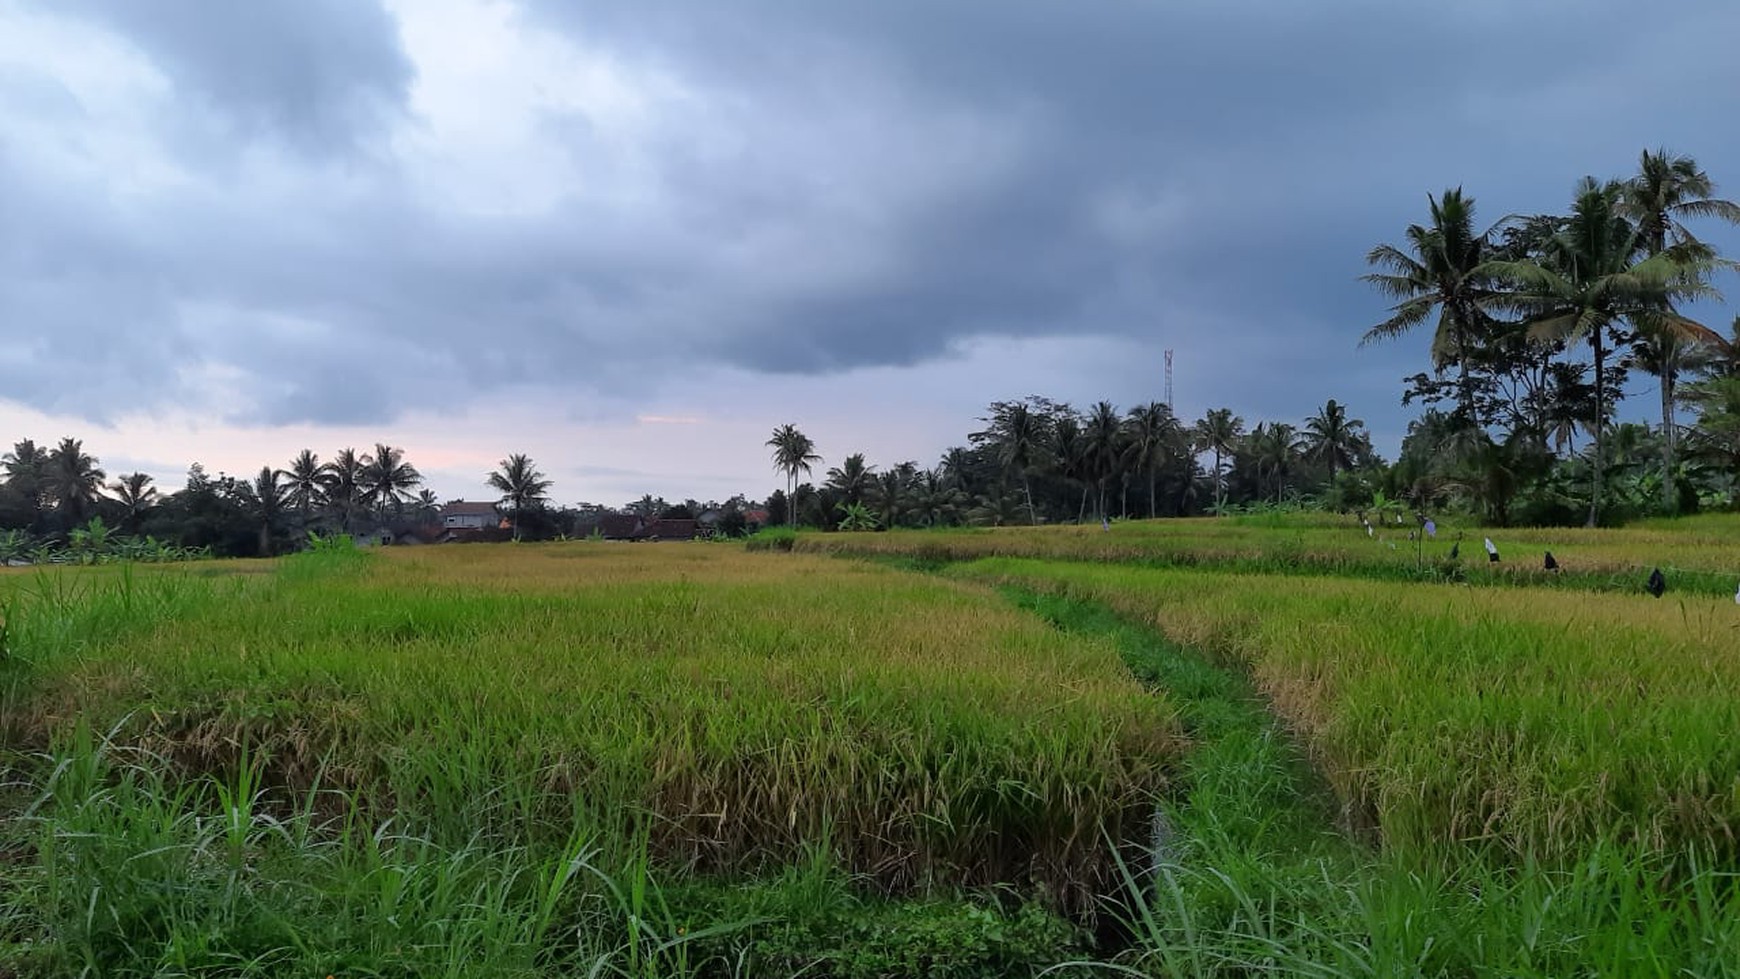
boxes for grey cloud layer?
[48,0,413,152]
[3,0,1739,434]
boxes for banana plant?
[0,529,29,566]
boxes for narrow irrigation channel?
[893,556,1740,976]
[992,586,1361,972]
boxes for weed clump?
[744,526,798,552]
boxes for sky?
[4,0,1740,507]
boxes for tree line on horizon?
[0,440,739,561]
[762,396,1381,531]
[0,430,805,562]
[0,440,442,560]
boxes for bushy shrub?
[744,526,798,552]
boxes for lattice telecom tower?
[1164,349,1174,411]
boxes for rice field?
[5,514,1740,976]
[0,543,1175,976]
[797,512,1740,595]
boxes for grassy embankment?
[798,511,1740,596]
[0,544,1176,977]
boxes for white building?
[441,500,500,530]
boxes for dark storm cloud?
[4,0,1740,436]
[39,0,413,152]
[523,0,1740,388]
[0,152,192,418]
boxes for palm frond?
[1633,311,1724,346]
[1525,312,1582,343]
[1359,271,1426,300]
[1363,243,1426,277]
[1672,198,1740,224]
[1360,300,1434,345]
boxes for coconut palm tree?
[108,472,159,533]
[975,402,1047,524]
[361,443,423,517]
[328,447,367,532]
[871,462,917,529]
[2,439,48,526]
[1685,374,1740,505]
[824,453,875,507]
[283,450,335,525]
[1303,399,1367,482]
[1621,150,1740,262]
[909,467,966,527]
[1125,401,1182,519]
[2,439,46,491]
[45,438,105,526]
[1192,409,1244,513]
[1619,149,1740,512]
[938,446,980,495]
[1083,401,1125,522]
[1250,422,1304,503]
[1682,316,1740,504]
[487,453,553,540]
[966,489,1025,527]
[1362,188,1501,422]
[1488,177,1718,526]
[245,465,291,556]
[1050,414,1090,522]
[413,489,441,522]
[766,424,821,527]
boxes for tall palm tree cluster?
[0,432,614,556]
[278,444,428,536]
[0,439,430,557]
[767,397,1376,529]
[1,438,108,535]
[1365,148,1740,524]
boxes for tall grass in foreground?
[1,722,726,977]
[2,724,1089,977]
[1107,787,1740,977]
[952,558,1740,870]
[2,564,238,752]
